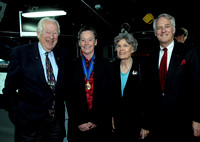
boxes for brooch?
[132,70,138,75]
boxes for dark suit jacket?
[148,41,200,141]
[3,42,69,126]
[68,55,114,138]
[112,56,149,140]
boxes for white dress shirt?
[38,42,58,82]
[158,40,174,70]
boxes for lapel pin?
[132,70,138,75]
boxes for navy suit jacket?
[3,42,70,125]
[148,41,200,140]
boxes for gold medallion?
[85,81,91,90]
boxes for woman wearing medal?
[68,26,114,142]
[111,33,150,142]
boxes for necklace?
[120,58,132,75]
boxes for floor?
[0,109,15,142]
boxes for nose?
[161,27,166,33]
[119,46,124,50]
[49,32,54,39]
[84,40,89,45]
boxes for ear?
[95,39,97,46]
[36,30,40,39]
[78,41,81,47]
[131,48,134,53]
[173,28,176,34]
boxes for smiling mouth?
[160,33,170,37]
[119,52,126,55]
[84,46,91,49]
[46,40,55,44]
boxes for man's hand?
[193,121,200,137]
[140,128,149,139]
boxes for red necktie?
[159,48,167,91]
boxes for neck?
[83,52,94,60]
[121,57,132,66]
[120,57,132,74]
[160,39,174,48]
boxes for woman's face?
[116,39,134,60]
[79,30,97,56]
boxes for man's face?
[155,17,175,47]
[37,21,59,52]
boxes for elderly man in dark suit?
[2,17,69,142]
[147,13,200,142]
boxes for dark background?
[0,0,199,61]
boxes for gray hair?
[37,17,60,35]
[114,33,138,52]
[153,13,176,34]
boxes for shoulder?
[110,57,120,66]
[95,56,112,65]
[53,46,68,55]
[11,42,37,56]
[12,42,37,51]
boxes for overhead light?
[22,10,67,18]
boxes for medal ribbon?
[81,54,95,82]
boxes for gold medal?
[85,81,91,90]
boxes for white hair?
[37,17,60,35]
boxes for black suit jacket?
[148,41,200,141]
[112,56,149,139]
[3,42,69,126]
[68,55,114,137]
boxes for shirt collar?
[38,42,53,55]
[160,40,174,52]
[38,42,47,55]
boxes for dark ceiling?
[0,0,199,47]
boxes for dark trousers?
[15,117,64,142]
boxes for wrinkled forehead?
[156,17,172,27]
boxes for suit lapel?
[53,48,65,90]
[28,43,47,84]
[165,43,184,88]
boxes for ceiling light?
[22,10,67,18]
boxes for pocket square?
[181,59,186,65]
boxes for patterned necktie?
[159,48,167,91]
[45,52,56,118]
[45,52,56,91]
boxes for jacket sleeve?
[190,46,200,122]
[2,47,22,112]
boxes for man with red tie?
[146,13,200,142]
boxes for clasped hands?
[78,122,97,132]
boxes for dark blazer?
[3,42,69,126]
[68,55,114,138]
[112,56,149,140]
[148,41,200,141]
